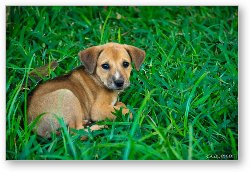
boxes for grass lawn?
[6,6,238,160]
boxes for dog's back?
[27,67,97,137]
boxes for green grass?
[6,6,238,160]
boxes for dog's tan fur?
[28,42,145,137]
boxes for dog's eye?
[101,63,110,70]
[123,62,130,68]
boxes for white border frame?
[1,1,248,172]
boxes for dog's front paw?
[115,102,133,119]
[122,108,133,119]
[115,101,126,108]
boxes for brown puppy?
[28,42,146,137]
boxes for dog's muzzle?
[114,79,124,88]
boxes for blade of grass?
[188,123,193,160]
[56,116,77,159]
[124,89,155,159]
[184,72,209,135]
[100,9,112,44]
[228,128,237,157]
[24,54,35,140]
[118,27,121,43]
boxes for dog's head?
[78,42,146,90]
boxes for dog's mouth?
[104,79,130,91]
[95,75,130,91]
[113,87,125,91]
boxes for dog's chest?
[111,97,117,106]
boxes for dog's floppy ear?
[124,45,146,71]
[78,46,103,74]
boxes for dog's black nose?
[114,79,124,88]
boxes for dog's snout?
[114,79,124,88]
[111,71,125,88]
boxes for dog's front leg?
[90,104,118,121]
